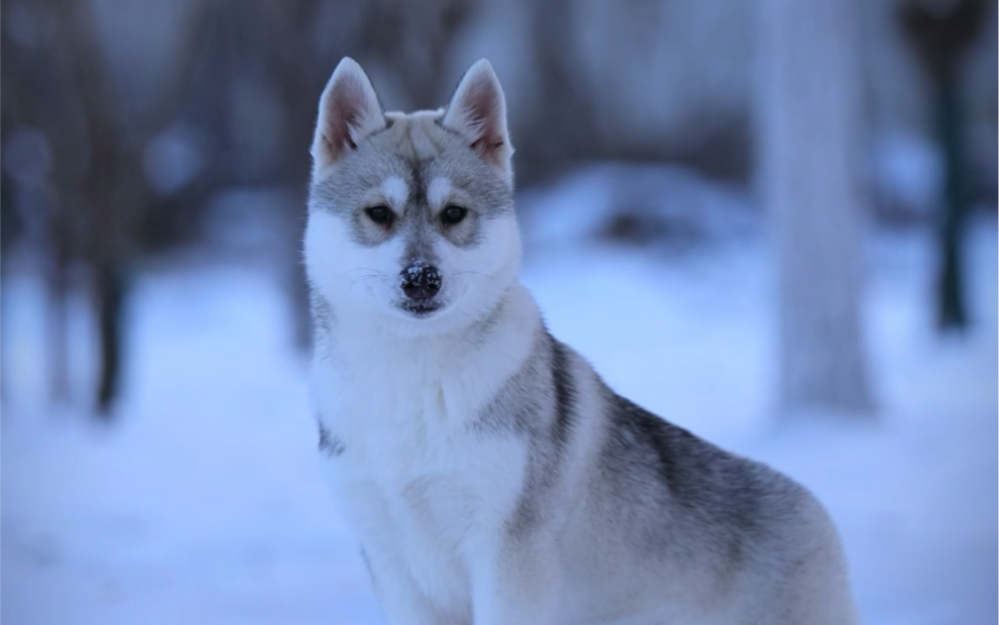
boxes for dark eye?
[365,205,393,225]
[441,205,467,226]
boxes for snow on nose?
[400,262,442,301]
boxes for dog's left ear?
[442,59,513,175]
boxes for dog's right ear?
[442,59,513,177]
[311,58,385,171]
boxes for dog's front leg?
[470,537,561,625]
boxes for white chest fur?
[309,286,541,609]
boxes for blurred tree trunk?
[899,0,985,331]
[48,249,72,401]
[1,5,82,405]
[264,0,343,351]
[523,0,597,185]
[65,0,139,416]
[758,0,875,416]
[934,77,968,329]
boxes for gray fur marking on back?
[596,391,809,573]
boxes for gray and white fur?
[304,57,859,625]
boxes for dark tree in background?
[899,0,986,331]
[2,0,212,414]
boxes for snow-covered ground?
[2,176,996,624]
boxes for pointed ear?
[442,59,513,173]
[311,58,385,170]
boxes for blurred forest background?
[1,0,995,414]
[2,1,997,623]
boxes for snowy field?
[2,177,996,624]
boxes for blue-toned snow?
[2,170,995,624]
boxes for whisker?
[348,274,381,291]
[335,267,385,280]
[453,270,495,283]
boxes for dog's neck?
[311,282,542,430]
[314,282,542,375]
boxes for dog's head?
[304,58,520,335]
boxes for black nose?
[400,263,442,300]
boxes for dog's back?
[472,332,857,624]
[580,387,855,623]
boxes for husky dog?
[304,57,858,625]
